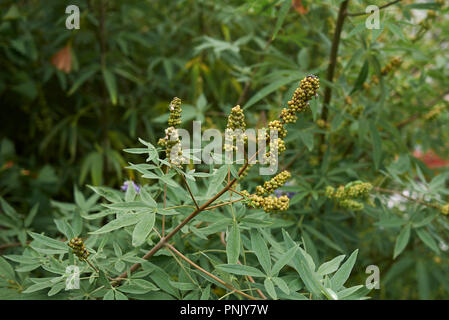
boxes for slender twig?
[229,188,246,197]
[346,0,402,17]
[84,258,99,273]
[205,198,244,211]
[162,167,168,236]
[373,187,440,209]
[181,175,200,210]
[395,91,449,129]
[322,0,349,119]
[320,0,350,158]
[165,243,258,300]
[0,242,27,251]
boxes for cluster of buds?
[338,199,365,211]
[345,96,353,105]
[239,164,253,179]
[268,120,287,138]
[158,97,186,167]
[325,181,373,211]
[281,75,320,124]
[240,75,319,213]
[242,191,290,213]
[224,105,247,152]
[423,104,446,121]
[68,238,89,260]
[168,97,182,127]
[226,105,246,130]
[259,75,320,169]
[158,127,184,167]
[440,204,449,215]
[316,119,330,129]
[381,57,402,76]
[262,195,289,212]
[256,170,291,196]
[349,105,364,118]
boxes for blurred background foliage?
[1,0,449,299]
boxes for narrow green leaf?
[226,220,240,264]
[28,232,68,250]
[272,277,289,295]
[67,68,98,96]
[139,188,157,207]
[215,264,265,277]
[0,256,15,281]
[317,255,346,276]
[250,229,272,275]
[271,0,291,40]
[132,212,155,246]
[350,60,369,94]
[102,68,118,105]
[24,203,39,228]
[369,121,382,170]
[394,224,411,259]
[416,228,440,254]
[244,75,302,110]
[89,214,141,234]
[331,249,358,291]
[271,246,298,276]
[264,278,277,299]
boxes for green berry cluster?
[281,75,320,123]
[168,97,182,127]
[268,120,287,138]
[158,126,184,166]
[316,119,330,129]
[381,57,402,76]
[242,191,289,213]
[256,170,291,196]
[326,181,373,211]
[424,104,446,121]
[239,164,253,179]
[262,195,289,212]
[226,105,246,130]
[338,199,365,211]
[225,105,247,152]
[241,75,319,213]
[158,96,185,167]
[68,237,89,260]
[440,204,449,215]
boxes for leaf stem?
[165,243,259,300]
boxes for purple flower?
[121,180,140,193]
[274,182,296,199]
